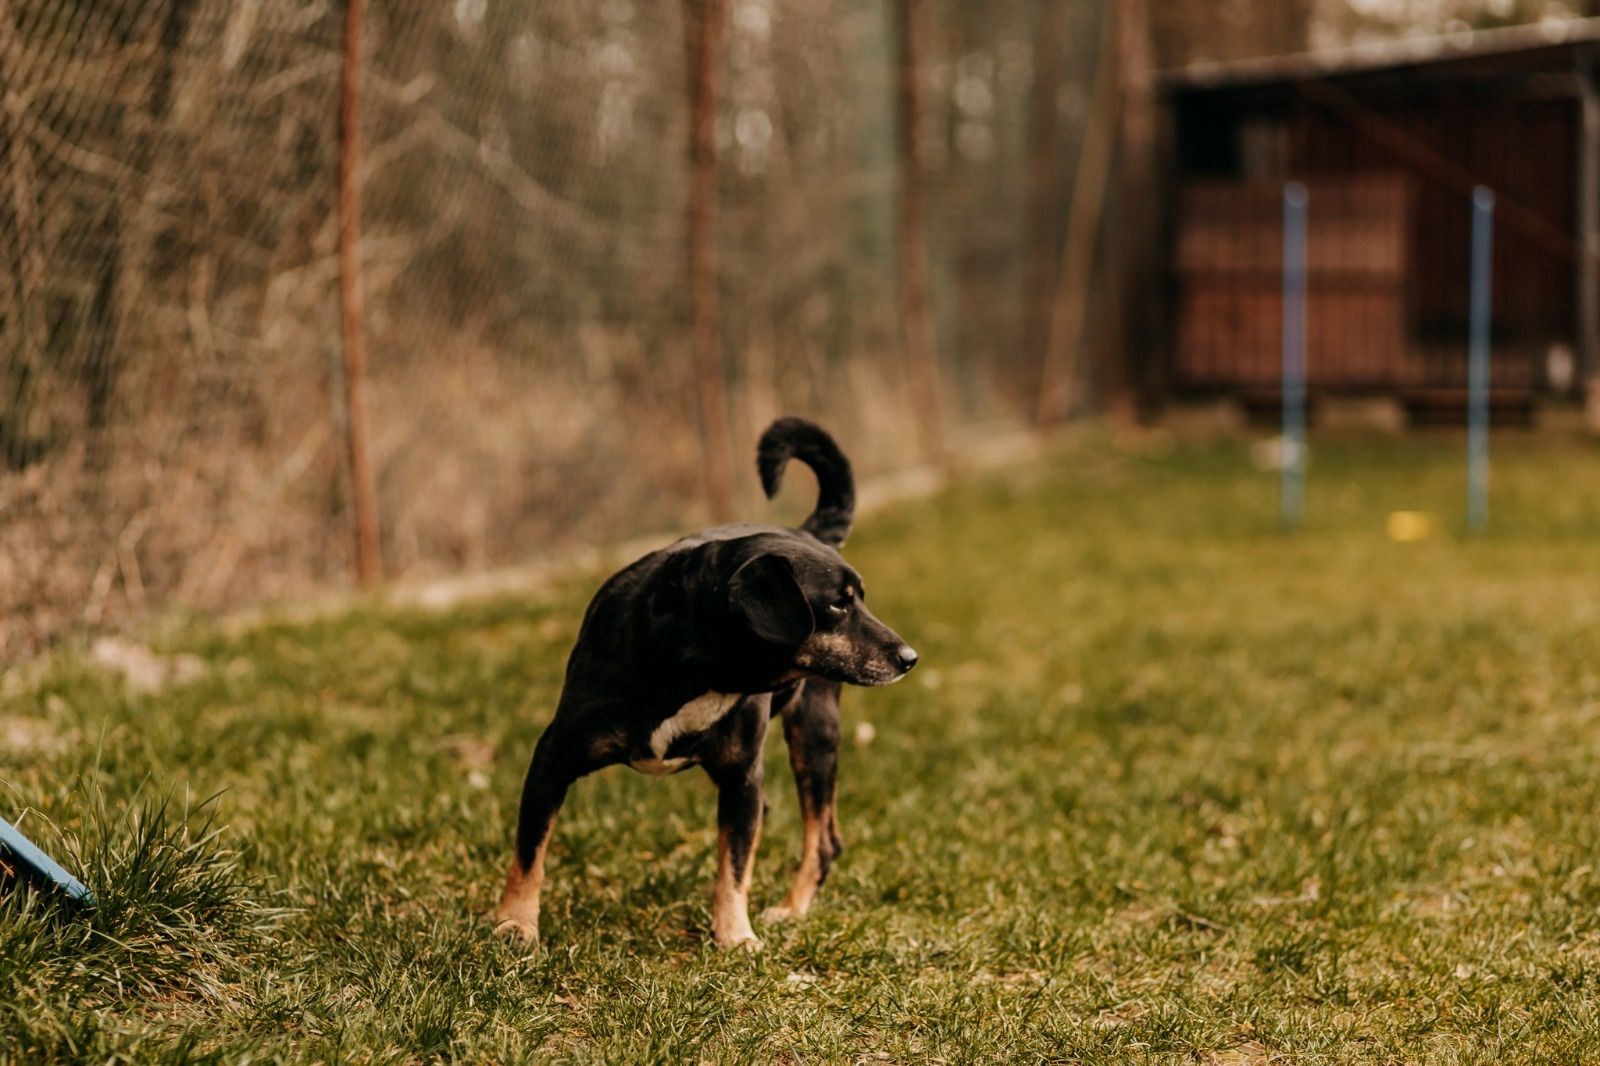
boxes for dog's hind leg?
[704,701,769,950]
[766,680,843,923]
[494,715,609,945]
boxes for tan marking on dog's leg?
[764,805,828,922]
[493,813,555,944]
[711,825,762,950]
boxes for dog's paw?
[761,904,803,924]
[493,917,539,945]
[713,932,764,952]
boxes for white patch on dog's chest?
[628,691,741,775]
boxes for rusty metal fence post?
[339,0,381,586]
[893,0,946,467]
[685,0,735,524]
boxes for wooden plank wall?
[1174,175,1410,390]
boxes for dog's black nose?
[895,645,919,671]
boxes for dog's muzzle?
[893,645,918,672]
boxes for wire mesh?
[0,0,1110,659]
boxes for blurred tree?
[1153,0,1314,67]
[1153,2,1600,72]
[1317,0,1597,44]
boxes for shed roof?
[1162,16,1600,92]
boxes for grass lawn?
[8,431,1600,1062]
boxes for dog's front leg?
[701,699,770,950]
[767,680,843,923]
[706,758,765,951]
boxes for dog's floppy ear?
[728,553,813,648]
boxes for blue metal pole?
[1282,181,1308,531]
[1467,187,1494,535]
[0,815,93,905]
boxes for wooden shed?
[1160,20,1600,418]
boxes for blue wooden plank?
[0,815,94,905]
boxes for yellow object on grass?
[1386,510,1436,543]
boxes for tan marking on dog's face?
[793,632,851,670]
[793,628,905,686]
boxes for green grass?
[8,431,1600,1062]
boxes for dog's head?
[728,540,917,688]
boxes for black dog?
[493,418,917,949]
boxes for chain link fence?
[0,0,1113,659]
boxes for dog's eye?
[828,597,851,615]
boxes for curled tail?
[757,417,855,547]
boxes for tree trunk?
[892,0,945,465]
[684,0,735,523]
